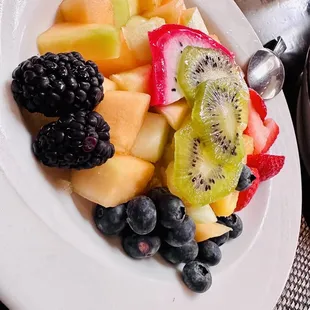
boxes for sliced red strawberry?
[244,101,279,154]
[261,118,279,153]
[247,154,285,181]
[148,24,234,106]
[244,101,269,153]
[249,89,267,120]
[236,168,260,212]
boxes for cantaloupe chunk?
[143,0,184,23]
[243,134,254,156]
[59,0,115,25]
[104,77,118,92]
[139,0,162,12]
[131,112,170,163]
[161,0,186,8]
[110,64,152,93]
[179,7,209,34]
[210,191,239,217]
[155,99,190,130]
[195,222,232,243]
[122,16,165,63]
[95,91,150,153]
[71,154,154,207]
[96,32,139,77]
[59,0,138,28]
[37,23,121,60]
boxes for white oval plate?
[0,0,302,309]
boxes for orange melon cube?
[210,191,239,217]
[143,0,184,23]
[139,0,162,13]
[59,0,115,25]
[71,154,154,207]
[109,64,152,94]
[195,222,232,243]
[95,91,150,153]
[155,99,190,130]
[96,32,139,77]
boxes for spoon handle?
[264,36,287,57]
[273,36,287,57]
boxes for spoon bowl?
[247,36,287,100]
[247,48,285,100]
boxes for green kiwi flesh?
[173,121,243,206]
[177,46,246,104]
[192,77,249,164]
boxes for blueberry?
[198,240,222,266]
[126,196,157,235]
[219,214,243,239]
[209,232,229,247]
[147,187,170,203]
[236,165,256,191]
[160,240,198,264]
[94,204,127,235]
[165,215,195,247]
[156,194,186,229]
[182,261,212,293]
[122,234,161,259]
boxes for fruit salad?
[10,0,285,294]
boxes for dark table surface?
[1,1,309,309]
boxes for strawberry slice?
[249,89,267,120]
[261,118,279,153]
[236,168,260,212]
[247,154,285,181]
[244,101,279,154]
[148,24,234,106]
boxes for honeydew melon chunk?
[122,16,165,63]
[96,32,139,77]
[131,112,170,163]
[187,205,217,224]
[37,23,121,60]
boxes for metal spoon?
[247,36,287,100]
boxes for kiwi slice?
[192,77,249,164]
[178,46,246,103]
[172,121,243,206]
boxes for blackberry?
[11,52,104,117]
[32,111,115,169]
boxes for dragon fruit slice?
[148,24,234,106]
